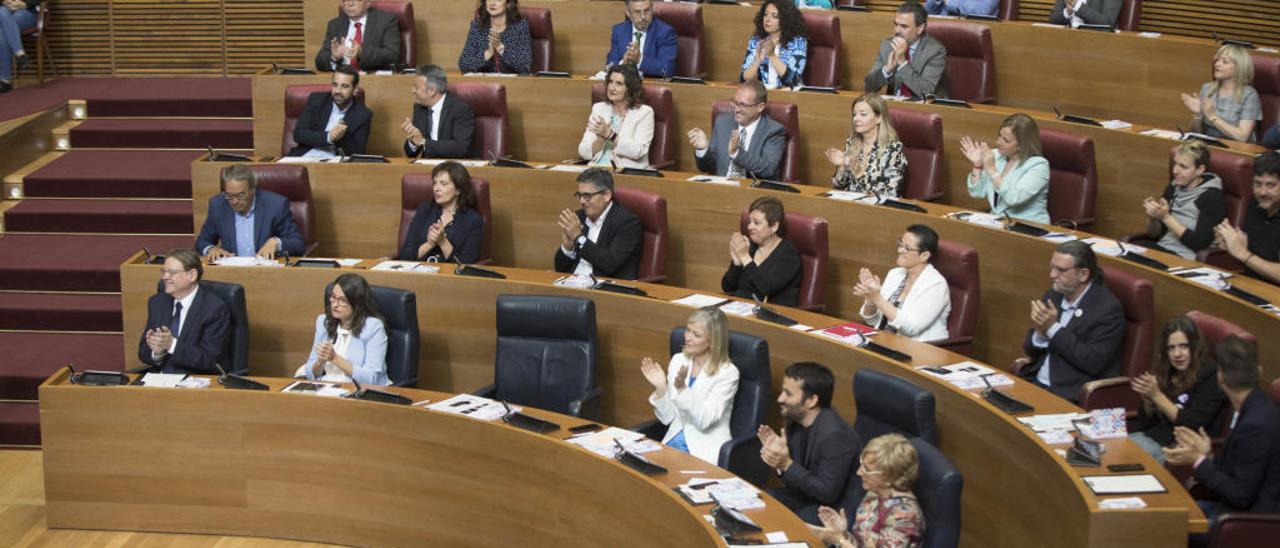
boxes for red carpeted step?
[0,77,251,123]
[0,402,40,446]
[0,293,122,331]
[4,200,193,234]
[69,119,254,149]
[22,150,204,198]
[0,333,123,400]
[0,234,191,292]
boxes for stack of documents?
[946,211,1005,229]
[212,256,283,267]
[915,362,1014,390]
[1017,412,1090,445]
[718,301,756,317]
[566,426,661,458]
[824,190,877,205]
[687,175,741,186]
[1168,266,1233,291]
[282,380,351,398]
[370,260,440,273]
[553,274,596,289]
[425,394,511,421]
[678,478,765,511]
[671,294,729,308]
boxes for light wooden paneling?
[225,0,305,75]
[109,0,224,75]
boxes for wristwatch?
[576,235,588,247]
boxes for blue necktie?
[170,302,183,338]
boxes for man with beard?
[757,362,861,523]
[864,1,949,99]
[1216,151,1280,285]
[286,65,373,158]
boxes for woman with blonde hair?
[961,113,1050,223]
[1182,44,1261,143]
[640,306,740,465]
[826,93,907,197]
[1138,140,1227,260]
[810,433,925,548]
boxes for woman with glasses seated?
[639,307,740,465]
[740,0,807,90]
[810,433,925,548]
[578,64,654,169]
[398,161,484,264]
[722,196,802,307]
[854,224,950,342]
[294,273,390,385]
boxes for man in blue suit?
[604,0,678,78]
[138,248,231,374]
[195,165,306,260]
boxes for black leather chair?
[635,327,772,486]
[323,282,420,387]
[154,279,249,375]
[911,438,964,548]
[475,295,601,417]
[852,369,938,445]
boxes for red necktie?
[898,46,913,98]
[351,22,363,71]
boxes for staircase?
[0,79,253,446]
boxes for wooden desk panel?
[190,161,1280,380]
[115,258,1202,547]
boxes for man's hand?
[1214,220,1250,260]
[1164,426,1212,466]
[558,209,583,243]
[205,246,233,262]
[757,425,792,471]
[145,327,173,355]
[622,41,641,65]
[727,126,741,157]
[256,238,280,260]
[686,128,708,151]
[890,36,909,67]
[329,37,347,62]
[1030,298,1059,337]
[401,117,425,147]
[347,42,362,63]
[328,120,348,143]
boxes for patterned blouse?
[832,140,907,198]
[851,491,924,548]
[741,35,808,89]
[458,18,533,74]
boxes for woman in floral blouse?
[827,93,908,198]
[740,0,808,90]
[810,433,924,548]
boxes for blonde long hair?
[1210,44,1254,103]
[685,307,731,377]
[844,93,899,161]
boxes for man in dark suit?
[554,168,643,280]
[401,64,477,159]
[757,362,861,524]
[1018,240,1126,402]
[314,0,401,72]
[604,0,678,78]
[687,80,787,180]
[287,66,373,158]
[195,165,306,260]
[865,1,949,99]
[1165,336,1280,530]
[138,248,231,375]
[1048,0,1123,28]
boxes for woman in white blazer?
[294,273,391,386]
[640,307,740,465]
[578,63,654,169]
[855,224,952,343]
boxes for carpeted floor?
[0,77,251,122]
[22,150,205,198]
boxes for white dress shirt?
[154,286,199,360]
[560,201,614,276]
[1032,282,1093,387]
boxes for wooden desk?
[116,255,1204,546]
[39,369,814,546]
[250,72,1265,237]
[190,159,1280,382]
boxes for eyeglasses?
[731,100,763,110]
[329,295,350,307]
[895,240,921,253]
[160,268,192,278]
[223,191,250,202]
[1050,264,1082,275]
[573,190,608,201]
[857,461,883,475]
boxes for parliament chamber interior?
[2,0,1280,546]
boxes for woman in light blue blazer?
[962,113,1051,224]
[294,273,390,386]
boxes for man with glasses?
[1216,151,1280,284]
[315,0,401,73]
[286,65,373,158]
[1015,240,1125,402]
[553,168,643,280]
[138,248,231,374]
[687,80,787,181]
[195,165,306,261]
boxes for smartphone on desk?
[1107,463,1145,472]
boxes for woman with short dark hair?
[721,196,802,306]
[398,161,484,264]
[855,225,951,342]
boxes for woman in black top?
[1127,315,1226,463]
[721,196,802,306]
[458,0,532,74]
[1140,140,1227,260]
[398,161,484,264]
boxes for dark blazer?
[864,33,949,99]
[778,407,861,511]
[137,284,231,374]
[398,203,484,264]
[287,91,373,157]
[1194,389,1280,512]
[696,113,787,180]
[1132,361,1226,447]
[721,238,802,307]
[553,201,644,280]
[403,94,477,159]
[458,18,533,74]
[314,8,402,72]
[1049,0,1124,27]
[194,190,306,258]
[1020,281,1126,402]
[605,17,679,78]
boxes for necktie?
[898,45,913,98]
[633,31,643,64]
[727,127,748,178]
[170,302,183,338]
[351,22,363,71]
[421,106,434,155]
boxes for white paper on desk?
[1018,412,1090,433]
[177,376,212,389]
[672,293,729,308]
[788,323,813,331]
[426,394,511,421]
[1041,232,1078,243]
[1168,266,1233,280]
[303,257,363,267]
[141,372,187,388]
[677,477,721,504]
[1035,430,1075,445]
[825,190,872,203]
[718,300,756,317]
[1140,128,1182,140]
[765,532,790,543]
[916,361,1010,389]
[567,426,659,458]
[276,156,337,164]
[370,260,440,273]
[282,380,351,398]
[1100,120,1132,130]
[548,164,589,173]
[1260,47,1279,54]
[1031,22,1067,28]
[553,274,596,289]
[415,159,489,168]
[1083,474,1166,495]
[1081,237,1140,258]
[1099,496,1148,509]
[213,256,283,267]
[1138,32,1163,38]
[948,211,1004,229]
[687,175,741,186]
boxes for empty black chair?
[475,295,601,417]
[322,282,420,387]
[852,369,938,445]
[911,438,964,548]
[155,279,248,375]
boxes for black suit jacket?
[1020,281,1126,402]
[287,92,373,157]
[553,201,643,280]
[314,8,401,72]
[137,285,231,375]
[1194,389,1280,512]
[779,407,861,510]
[403,94,477,159]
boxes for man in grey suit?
[864,1,948,99]
[1048,0,1123,28]
[686,80,788,181]
[314,0,402,73]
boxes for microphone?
[214,360,268,390]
